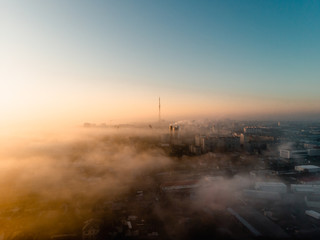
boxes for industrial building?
[280,149,308,159]
[228,207,289,238]
[295,165,320,173]
[254,182,287,193]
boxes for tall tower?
[159,97,161,123]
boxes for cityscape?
[1,118,320,239]
[1,1,320,239]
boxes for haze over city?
[1,0,320,130]
[1,1,320,240]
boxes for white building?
[305,210,320,219]
[295,165,320,173]
[291,184,320,194]
[280,149,308,159]
[254,182,287,193]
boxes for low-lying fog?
[0,126,265,239]
[0,127,172,238]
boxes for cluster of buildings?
[165,121,281,155]
[158,120,320,239]
[3,120,320,239]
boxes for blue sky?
[1,0,320,125]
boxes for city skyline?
[2,2,320,238]
[1,0,320,128]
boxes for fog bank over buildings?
[0,128,172,239]
[1,119,320,239]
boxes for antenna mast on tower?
[159,97,161,123]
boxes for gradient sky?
[1,0,320,127]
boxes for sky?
[1,0,320,128]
